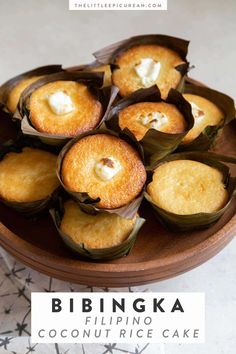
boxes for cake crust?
[7,76,43,113]
[182,94,224,144]
[60,200,137,249]
[61,134,146,209]
[0,147,60,203]
[112,44,184,98]
[119,101,187,141]
[29,81,103,136]
[147,160,228,215]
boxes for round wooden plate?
[0,106,235,288]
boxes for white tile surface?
[0,0,235,353]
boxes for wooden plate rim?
[0,210,235,275]
[0,228,233,287]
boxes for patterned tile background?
[0,247,159,354]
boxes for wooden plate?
[0,109,235,288]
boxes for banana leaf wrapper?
[145,151,236,232]
[0,65,63,114]
[106,86,194,165]
[66,60,112,87]
[0,141,61,216]
[93,34,190,95]
[14,71,118,146]
[178,80,236,151]
[56,128,145,219]
[50,199,145,260]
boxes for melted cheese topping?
[48,91,74,115]
[112,44,185,99]
[29,81,102,136]
[94,157,121,181]
[139,111,168,130]
[135,58,161,87]
[61,134,146,209]
[118,101,187,141]
[182,94,224,144]
[190,101,205,121]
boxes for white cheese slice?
[94,157,121,181]
[139,111,168,130]
[190,102,205,122]
[48,91,74,115]
[135,58,161,87]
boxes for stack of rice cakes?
[0,34,235,260]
